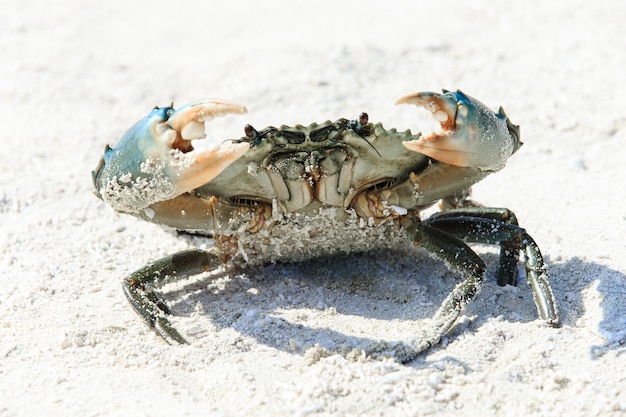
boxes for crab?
[92,89,558,362]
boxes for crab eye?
[166,108,175,118]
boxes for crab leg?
[384,221,487,363]
[372,212,557,363]
[427,207,521,287]
[122,249,223,345]
[425,215,559,325]
[397,90,521,170]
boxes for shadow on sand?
[162,248,625,362]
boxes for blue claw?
[397,90,521,170]
[92,100,249,213]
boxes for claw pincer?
[397,90,521,170]
[92,100,249,214]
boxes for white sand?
[1,1,625,415]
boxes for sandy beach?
[1,1,625,415]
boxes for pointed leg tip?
[155,316,189,345]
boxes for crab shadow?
[164,249,625,361]
[548,256,626,358]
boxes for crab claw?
[92,99,250,213]
[396,90,521,170]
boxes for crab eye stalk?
[358,112,368,126]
